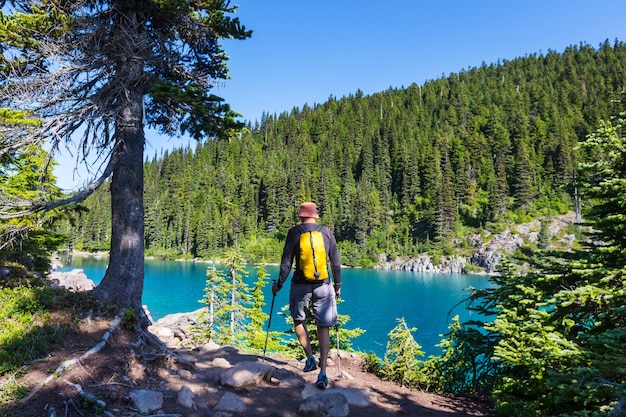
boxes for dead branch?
[0,141,121,219]
[65,381,106,409]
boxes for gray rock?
[214,391,246,413]
[48,269,95,292]
[148,308,205,346]
[219,360,276,388]
[279,373,306,389]
[297,392,349,417]
[129,389,163,414]
[176,386,196,410]
[212,357,231,368]
[302,385,374,407]
[198,340,221,353]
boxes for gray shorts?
[289,282,337,327]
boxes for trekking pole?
[262,280,277,361]
[336,323,343,378]
[335,294,343,378]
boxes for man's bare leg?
[294,320,313,358]
[318,326,330,373]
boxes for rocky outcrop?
[378,213,579,274]
[219,360,277,388]
[377,254,467,274]
[468,228,525,273]
[48,269,95,291]
[148,308,205,347]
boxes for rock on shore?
[377,213,578,274]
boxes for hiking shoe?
[316,371,328,389]
[303,356,317,372]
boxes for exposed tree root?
[19,308,197,417]
[20,315,122,403]
[65,380,106,409]
[132,321,196,371]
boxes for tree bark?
[93,89,145,313]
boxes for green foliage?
[0,372,28,403]
[0,264,99,393]
[537,219,551,249]
[197,250,252,347]
[241,237,283,264]
[1,0,252,311]
[379,317,425,387]
[334,318,366,353]
[0,264,106,408]
[197,263,227,342]
[422,315,498,394]
[244,263,280,353]
[443,95,626,416]
[362,351,383,374]
[121,308,136,330]
[0,110,65,273]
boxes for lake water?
[59,255,492,358]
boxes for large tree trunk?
[93,90,145,313]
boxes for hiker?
[272,202,342,389]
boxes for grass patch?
[0,264,102,405]
[0,371,28,403]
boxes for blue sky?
[56,0,626,189]
[216,0,626,122]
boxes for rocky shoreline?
[377,212,578,274]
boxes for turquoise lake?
[59,255,492,358]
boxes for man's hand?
[334,285,341,298]
[272,281,281,296]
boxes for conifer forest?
[65,40,626,266]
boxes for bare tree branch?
[0,141,121,218]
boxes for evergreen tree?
[380,317,425,387]
[220,249,252,346]
[63,41,626,269]
[0,109,64,272]
[456,95,626,416]
[245,264,276,352]
[0,0,251,315]
[198,263,230,343]
[421,315,497,395]
[537,218,551,249]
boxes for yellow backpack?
[297,225,329,281]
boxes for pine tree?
[458,95,626,416]
[245,264,272,352]
[198,263,229,342]
[221,249,252,346]
[0,110,64,272]
[0,0,251,314]
[381,317,425,387]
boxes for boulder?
[297,392,349,417]
[219,360,276,388]
[214,391,246,413]
[176,386,196,410]
[48,269,95,292]
[129,389,163,414]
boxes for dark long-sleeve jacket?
[276,222,341,289]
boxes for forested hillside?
[64,40,626,265]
